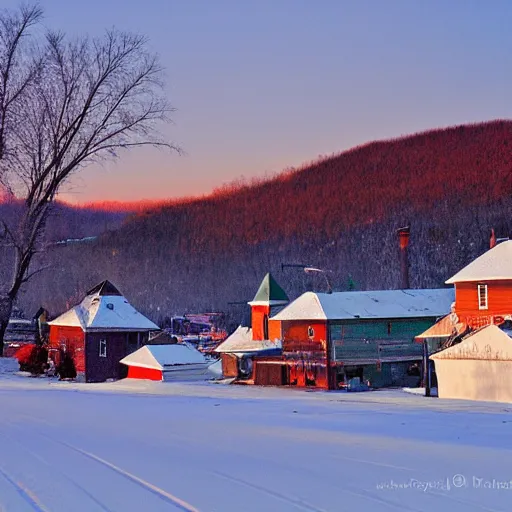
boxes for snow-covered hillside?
[0,366,511,511]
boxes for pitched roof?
[430,324,512,361]
[446,240,512,284]
[215,325,282,353]
[85,280,122,296]
[48,281,159,331]
[271,289,455,321]
[415,314,466,339]
[120,343,206,370]
[249,273,289,305]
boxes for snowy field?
[0,360,511,511]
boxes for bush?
[56,350,77,380]
[15,344,48,375]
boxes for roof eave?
[248,300,289,307]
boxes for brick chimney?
[490,228,496,249]
[397,226,410,289]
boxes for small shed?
[120,343,211,381]
[214,325,282,379]
[431,324,512,403]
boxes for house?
[431,324,512,403]
[48,280,159,382]
[120,343,211,382]
[214,273,288,380]
[255,288,455,390]
[446,240,512,329]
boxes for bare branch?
[0,5,176,337]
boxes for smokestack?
[397,226,410,289]
[490,228,497,249]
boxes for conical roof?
[85,280,122,297]
[249,273,289,305]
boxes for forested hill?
[21,120,512,328]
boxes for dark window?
[307,326,315,338]
[263,315,269,339]
[99,339,107,357]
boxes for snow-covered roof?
[415,314,467,339]
[48,282,159,332]
[271,289,455,321]
[446,241,512,284]
[248,273,289,306]
[120,343,206,370]
[215,326,282,353]
[431,324,512,361]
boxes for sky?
[4,0,511,203]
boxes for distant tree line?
[7,120,512,332]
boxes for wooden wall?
[48,325,85,374]
[455,280,512,326]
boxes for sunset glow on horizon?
[3,0,509,204]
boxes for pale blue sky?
[4,1,511,202]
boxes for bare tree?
[0,4,176,353]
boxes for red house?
[48,280,159,382]
[446,240,512,329]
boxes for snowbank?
[0,357,18,375]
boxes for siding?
[85,332,127,383]
[330,319,433,363]
[435,359,512,402]
[127,366,162,381]
[455,281,512,325]
[221,353,238,378]
[48,325,85,374]
[251,305,270,341]
[281,320,330,389]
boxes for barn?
[120,343,211,381]
[48,280,159,382]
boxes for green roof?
[252,273,289,303]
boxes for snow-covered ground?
[0,359,511,511]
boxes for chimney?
[490,228,497,249]
[397,226,410,289]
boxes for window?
[99,339,107,358]
[478,284,488,310]
[307,326,315,339]
[263,315,269,340]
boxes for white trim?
[247,300,289,307]
[99,339,107,358]
[478,284,488,310]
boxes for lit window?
[307,326,315,338]
[478,284,488,310]
[99,339,107,357]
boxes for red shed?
[120,343,211,381]
[48,280,159,382]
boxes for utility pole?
[423,339,431,397]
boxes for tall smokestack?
[397,226,410,289]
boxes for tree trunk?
[0,295,14,357]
